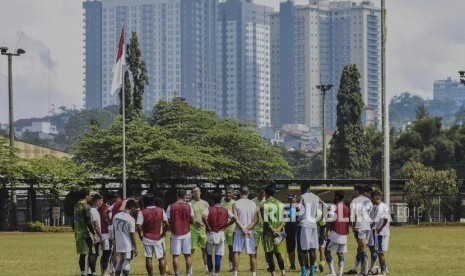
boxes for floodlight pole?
[1,47,26,230]
[381,0,390,205]
[316,83,333,180]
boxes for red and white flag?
[110,24,125,96]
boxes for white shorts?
[171,236,192,256]
[326,240,347,253]
[101,234,112,251]
[375,235,389,253]
[108,225,114,240]
[297,226,319,250]
[354,230,370,242]
[232,232,256,255]
[144,240,165,259]
[116,251,133,260]
[367,229,376,247]
[207,232,225,256]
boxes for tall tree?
[328,64,371,178]
[389,92,425,123]
[0,136,21,230]
[119,71,133,120]
[415,103,429,120]
[127,32,148,116]
[402,161,459,221]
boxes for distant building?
[23,122,58,135]
[83,0,103,109]
[217,0,273,127]
[84,0,219,113]
[433,77,465,104]
[270,0,381,131]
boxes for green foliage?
[365,126,383,178]
[119,32,149,119]
[72,98,292,183]
[279,148,317,179]
[389,92,425,123]
[390,111,465,176]
[22,155,90,200]
[25,221,47,232]
[389,92,461,127]
[65,107,117,145]
[415,104,429,120]
[328,64,371,178]
[402,161,459,221]
[0,136,22,183]
[25,221,73,232]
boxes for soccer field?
[0,226,464,276]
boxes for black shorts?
[318,226,326,247]
[285,222,297,253]
[94,242,100,256]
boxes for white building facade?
[97,0,218,112]
[217,0,273,128]
[270,0,381,130]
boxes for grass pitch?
[0,226,464,275]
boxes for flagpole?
[381,0,390,205]
[121,24,127,199]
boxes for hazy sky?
[1,0,465,122]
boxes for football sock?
[252,272,256,276]
[207,254,213,271]
[361,252,368,275]
[338,255,344,276]
[300,265,307,276]
[370,251,378,269]
[233,271,238,276]
[309,265,316,276]
[215,255,222,272]
[352,253,361,271]
[328,259,335,274]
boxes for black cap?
[287,193,296,199]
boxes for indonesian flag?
[110,24,125,96]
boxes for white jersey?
[374,202,390,236]
[350,195,373,231]
[234,198,257,234]
[298,192,323,228]
[91,207,101,232]
[370,204,378,226]
[112,211,136,253]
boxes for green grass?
[0,227,464,275]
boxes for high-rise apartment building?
[270,0,381,130]
[434,77,465,104]
[84,0,218,112]
[83,0,103,109]
[217,0,273,127]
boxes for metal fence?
[1,178,464,230]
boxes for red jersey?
[330,201,350,236]
[142,207,164,241]
[207,205,229,233]
[168,201,191,236]
[109,199,123,225]
[99,203,110,234]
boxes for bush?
[25,221,47,232]
[25,221,73,232]
[45,226,73,232]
